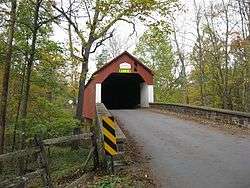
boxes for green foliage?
[25,98,79,138]
[91,175,134,188]
[135,5,249,112]
[6,100,78,144]
[95,176,121,188]
[96,49,111,69]
[1,0,80,149]
[189,25,250,111]
[134,25,182,103]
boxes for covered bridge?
[83,51,154,120]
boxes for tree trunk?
[19,0,41,133]
[76,55,89,121]
[237,0,248,111]
[12,59,27,151]
[172,25,189,104]
[193,0,205,106]
[222,0,232,110]
[247,0,250,35]
[246,1,250,112]
[0,0,17,156]
[204,4,227,109]
[18,0,41,175]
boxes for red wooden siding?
[82,51,153,120]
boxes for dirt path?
[111,109,250,188]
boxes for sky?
[51,0,220,77]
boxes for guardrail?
[150,103,250,128]
[95,103,126,170]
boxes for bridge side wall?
[83,79,96,120]
[150,103,250,128]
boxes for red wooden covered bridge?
[82,51,154,120]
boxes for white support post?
[96,83,101,103]
[140,82,149,107]
[148,85,154,103]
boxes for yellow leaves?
[230,36,250,51]
[129,0,157,11]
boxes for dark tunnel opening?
[101,73,144,109]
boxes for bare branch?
[118,18,136,37]
[38,14,62,28]
[90,30,114,53]
[94,11,126,39]
[83,0,92,25]
[52,3,87,45]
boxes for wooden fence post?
[16,181,27,188]
[34,137,53,188]
[91,132,99,170]
[71,127,81,150]
[18,132,26,176]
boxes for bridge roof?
[86,51,153,87]
[93,51,153,76]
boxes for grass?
[49,146,92,183]
[92,176,122,188]
[88,175,134,188]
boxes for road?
[111,109,250,188]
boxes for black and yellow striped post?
[102,116,118,156]
[102,116,117,173]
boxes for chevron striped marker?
[102,116,118,156]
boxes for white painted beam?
[96,83,101,103]
[140,82,149,107]
[148,85,154,103]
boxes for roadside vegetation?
[0,0,176,186]
[134,0,249,112]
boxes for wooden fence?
[0,103,127,187]
[0,132,99,188]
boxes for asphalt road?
[111,109,250,188]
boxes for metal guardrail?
[150,103,250,128]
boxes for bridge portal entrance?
[83,51,154,119]
[101,73,143,109]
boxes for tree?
[193,0,206,105]
[0,0,17,156]
[171,19,190,104]
[187,0,250,111]
[138,0,250,112]
[235,0,250,111]
[52,0,178,120]
[107,33,125,58]
[96,49,110,69]
[134,26,181,103]
[14,0,60,150]
[17,0,42,148]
